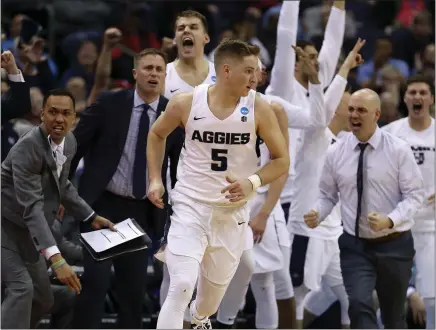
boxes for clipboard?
[79,218,152,261]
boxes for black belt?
[360,230,408,244]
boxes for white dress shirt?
[43,136,94,260]
[316,127,425,239]
[383,118,435,232]
[7,70,25,83]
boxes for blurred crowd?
[1,0,435,328]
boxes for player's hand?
[428,193,435,204]
[249,211,268,243]
[292,45,319,83]
[50,255,81,294]
[91,215,116,231]
[367,212,393,232]
[342,38,366,70]
[304,209,319,228]
[1,51,19,75]
[147,179,165,209]
[103,27,122,48]
[409,291,426,325]
[221,176,253,203]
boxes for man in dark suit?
[71,48,184,329]
[1,89,114,329]
[1,50,32,161]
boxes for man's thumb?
[226,176,236,183]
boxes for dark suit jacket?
[70,89,184,228]
[1,80,31,125]
[1,126,94,262]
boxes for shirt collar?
[134,90,160,112]
[350,126,382,150]
[48,136,65,153]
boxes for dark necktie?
[132,104,150,199]
[355,143,368,239]
[331,138,336,145]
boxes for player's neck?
[295,73,309,89]
[408,114,432,131]
[209,83,241,107]
[176,56,207,72]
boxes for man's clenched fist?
[304,209,319,228]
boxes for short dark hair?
[134,48,167,68]
[406,75,435,96]
[42,89,75,110]
[174,10,209,33]
[295,40,316,61]
[214,39,260,69]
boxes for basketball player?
[266,1,345,325]
[382,75,435,329]
[160,10,217,316]
[148,39,289,329]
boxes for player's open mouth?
[182,37,194,47]
[53,126,64,133]
[412,103,423,114]
[148,80,158,86]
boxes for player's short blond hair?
[213,39,260,71]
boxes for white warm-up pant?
[412,231,435,329]
[290,233,348,323]
[156,192,249,329]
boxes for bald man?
[304,88,425,328]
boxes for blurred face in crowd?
[404,82,434,120]
[30,87,43,117]
[413,12,432,39]
[41,95,76,143]
[380,65,403,89]
[295,45,320,80]
[10,14,25,38]
[133,54,166,96]
[380,91,399,125]
[220,29,235,41]
[77,41,98,66]
[348,89,381,141]
[174,16,209,59]
[66,77,87,102]
[374,38,392,63]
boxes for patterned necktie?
[132,104,150,199]
[355,143,368,239]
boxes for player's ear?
[204,33,210,45]
[132,68,137,81]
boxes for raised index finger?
[352,38,366,53]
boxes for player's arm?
[317,0,345,88]
[255,97,290,185]
[147,93,189,183]
[222,98,289,203]
[260,102,289,215]
[266,0,300,101]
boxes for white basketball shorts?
[412,231,435,298]
[165,191,250,285]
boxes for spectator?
[65,77,88,113]
[60,40,98,96]
[392,11,434,71]
[12,86,43,137]
[357,35,409,87]
[415,43,435,81]
[379,91,402,126]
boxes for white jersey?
[288,126,342,239]
[382,118,435,232]
[164,61,216,99]
[172,84,258,206]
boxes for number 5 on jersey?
[211,149,228,171]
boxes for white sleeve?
[323,75,348,125]
[266,82,325,129]
[318,7,346,88]
[316,147,340,222]
[42,245,60,260]
[8,70,25,82]
[265,1,300,102]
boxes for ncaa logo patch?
[211,76,216,82]
[240,107,249,115]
